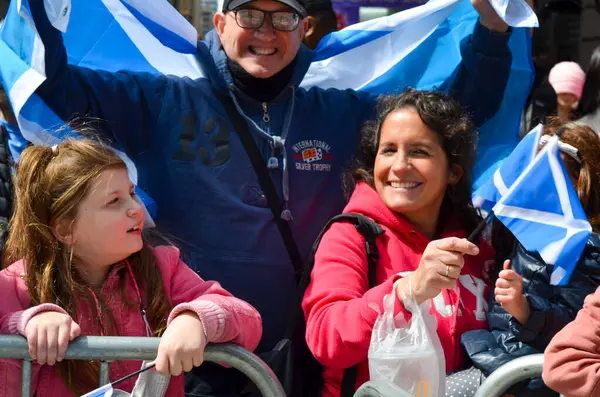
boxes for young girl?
[0,139,262,396]
[461,120,600,396]
[302,89,495,397]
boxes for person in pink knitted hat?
[549,61,586,121]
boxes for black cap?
[222,0,308,18]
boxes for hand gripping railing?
[0,335,285,397]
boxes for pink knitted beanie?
[548,62,586,99]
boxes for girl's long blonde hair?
[5,139,172,395]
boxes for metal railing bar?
[473,354,544,397]
[21,359,31,397]
[99,361,110,386]
[0,335,285,397]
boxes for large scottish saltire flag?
[488,134,591,285]
[0,0,534,211]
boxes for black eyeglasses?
[231,9,301,32]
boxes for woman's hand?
[155,311,207,376]
[495,260,531,324]
[25,312,81,365]
[397,237,480,304]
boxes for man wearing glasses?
[26,0,512,394]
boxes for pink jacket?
[543,285,600,397]
[0,245,262,397]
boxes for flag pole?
[468,211,494,243]
[111,363,157,386]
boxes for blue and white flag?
[80,383,113,397]
[0,0,534,209]
[473,123,543,211]
[492,135,592,286]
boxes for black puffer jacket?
[461,234,600,395]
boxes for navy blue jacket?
[461,234,600,394]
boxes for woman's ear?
[52,218,76,245]
[449,164,464,185]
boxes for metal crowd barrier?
[473,354,551,397]
[353,354,566,397]
[0,335,286,397]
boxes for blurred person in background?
[303,0,338,49]
[576,46,600,134]
[548,61,586,122]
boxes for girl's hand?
[155,311,207,376]
[25,312,81,365]
[398,237,480,304]
[495,260,531,324]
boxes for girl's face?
[373,108,462,231]
[67,168,144,282]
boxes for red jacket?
[302,182,494,397]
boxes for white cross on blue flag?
[490,135,591,285]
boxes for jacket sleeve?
[155,246,262,352]
[29,0,170,157]
[444,20,513,127]
[542,286,600,397]
[460,328,539,375]
[0,269,42,397]
[302,222,405,369]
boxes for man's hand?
[472,0,509,32]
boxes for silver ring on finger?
[445,264,450,277]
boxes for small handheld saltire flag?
[0,0,534,214]
[80,383,113,397]
[473,123,544,212]
[492,135,592,286]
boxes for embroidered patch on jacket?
[291,139,333,172]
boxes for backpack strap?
[290,213,384,397]
[332,215,384,397]
[295,213,384,304]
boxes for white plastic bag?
[368,287,445,397]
